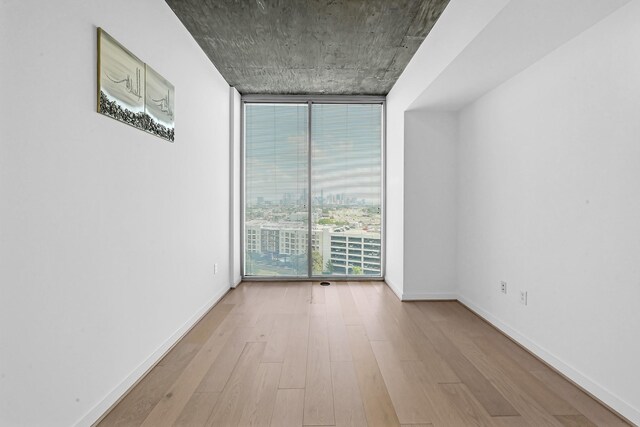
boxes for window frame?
[241,95,386,281]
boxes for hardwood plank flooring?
[331,361,368,427]
[271,388,305,427]
[205,342,266,426]
[370,341,434,424]
[406,303,519,417]
[237,362,281,427]
[347,324,401,427]
[97,281,629,427]
[174,392,220,427]
[304,302,335,425]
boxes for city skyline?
[245,103,382,204]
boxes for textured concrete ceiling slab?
[165,0,450,95]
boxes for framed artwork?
[97,28,146,130]
[97,28,175,142]
[145,64,175,141]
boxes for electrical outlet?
[520,290,528,305]
[500,281,507,294]
[214,263,218,275]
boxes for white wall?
[403,111,457,299]
[0,1,231,426]
[408,0,630,111]
[457,1,640,422]
[229,87,242,287]
[385,0,509,296]
[385,100,406,296]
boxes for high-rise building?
[323,230,381,275]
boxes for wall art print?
[144,64,175,141]
[97,28,175,142]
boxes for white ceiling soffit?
[387,0,510,108]
[408,0,632,112]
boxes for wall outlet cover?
[520,291,528,305]
[500,281,507,294]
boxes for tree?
[312,251,323,274]
[351,266,363,275]
[325,259,334,273]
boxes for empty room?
[2,0,640,426]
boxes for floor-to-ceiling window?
[243,97,384,279]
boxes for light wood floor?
[98,281,628,427]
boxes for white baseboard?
[457,295,640,426]
[384,278,457,301]
[75,285,231,427]
[232,276,242,288]
[384,278,403,301]
[402,292,457,301]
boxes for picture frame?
[144,64,175,141]
[97,28,175,142]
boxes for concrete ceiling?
[165,0,450,95]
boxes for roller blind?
[244,103,308,276]
[311,104,382,276]
[243,101,383,278]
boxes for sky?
[245,103,382,206]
